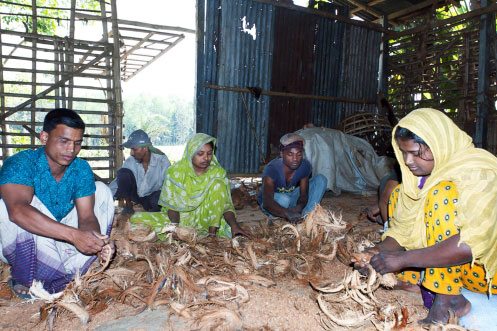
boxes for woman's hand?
[230,223,252,239]
[364,205,383,225]
[370,250,407,275]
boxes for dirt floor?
[0,190,437,331]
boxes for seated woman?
[131,133,249,238]
[369,108,497,324]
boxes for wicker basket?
[340,112,394,157]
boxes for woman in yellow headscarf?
[369,108,497,324]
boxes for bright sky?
[116,0,196,99]
[115,0,309,100]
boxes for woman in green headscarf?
[131,133,249,238]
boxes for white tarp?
[297,127,394,195]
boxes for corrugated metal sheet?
[268,7,316,150]
[197,0,382,173]
[197,0,274,173]
[311,5,347,128]
[336,24,381,123]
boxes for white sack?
[297,127,394,195]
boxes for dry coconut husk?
[175,227,197,243]
[303,204,347,239]
[194,307,243,330]
[35,203,364,329]
[336,235,356,266]
[127,222,157,242]
[350,252,397,288]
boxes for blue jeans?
[263,174,328,217]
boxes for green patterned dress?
[130,133,234,238]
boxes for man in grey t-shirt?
[109,130,170,213]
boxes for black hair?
[394,126,433,161]
[207,141,216,154]
[42,108,85,133]
[394,126,427,146]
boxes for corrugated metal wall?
[197,0,274,173]
[197,0,382,173]
[336,25,381,123]
[268,7,315,151]
[310,5,346,128]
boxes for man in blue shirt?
[0,108,114,297]
[258,133,327,223]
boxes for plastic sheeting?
[297,127,394,195]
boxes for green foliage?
[123,94,194,146]
[387,2,475,114]
[1,0,100,35]
[11,132,31,154]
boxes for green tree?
[123,93,194,146]
[1,0,99,35]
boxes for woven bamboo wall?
[0,0,122,181]
[387,8,497,151]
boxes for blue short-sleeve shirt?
[257,158,312,204]
[0,147,96,221]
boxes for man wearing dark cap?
[109,129,170,214]
[258,133,327,223]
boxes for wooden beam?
[205,84,377,105]
[351,0,385,15]
[123,34,185,82]
[121,32,153,58]
[118,26,183,38]
[0,49,109,121]
[382,0,439,22]
[377,15,388,97]
[474,0,494,148]
[392,3,497,38]
[253,0,387,33]
[74,12,196,34]
[346,0,384,19]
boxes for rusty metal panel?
[197,0,274,173]
[268,7,316,151]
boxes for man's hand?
[370,250,407,275]
[71,230,108,255]
[284,209,303,224]
[98,240,115,264]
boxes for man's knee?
[96,181,113,201]
[95,182,115,233]
[312,174,328,189]
[273,193,292,208]
[116,168,135,182]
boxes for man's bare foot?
[7,278,32,300]
[419,293,471,325]
[393,280,421,294]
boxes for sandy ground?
[0,191,432,331]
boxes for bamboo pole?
[0,49,110,121]
[110,0,124,175]
[0,18,7,160]
[67,0,76,109]
[30,0,37,146]
[205,84,376,105]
